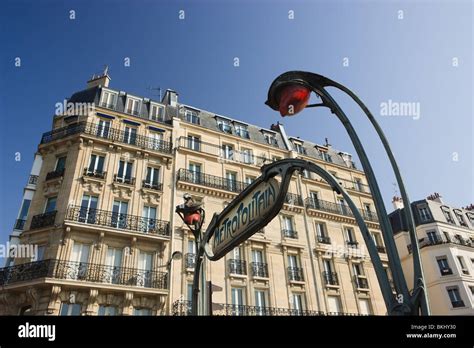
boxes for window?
[117,160,133,184]
[322,152,332,162]
[338,197,349,215]
[60,303,81,316]
[226,171,237,191]
[327,296,342,314]
[354,178,362,192]
[187,283,193,302]
[221,144,234,160]
[18,199,31,222]
[358,299,371,315]
[137,251,153,287]
[441,207,455,224]
[426,230,440,244]
[466,213,474,226]
[353,263,364,277]
[55,156,67,172]
[97,119,111,138]
[316,222,330,244]
[44,197,57,213]
[245,176,256,186]
[294,143,306,155]
[263,133,277,146]
[148,131,163,150]
[112,200,129,229]
[371,232,382,247]
[36,245,45,261]
[291,293,305,313]
[241,148,254,164]
[344,227,357,247]
[125,97,141,115]
[310,191,319,203]
[144,167,160,189]
[282,216,295,238]
[142,206,157,233]
[133,308,152,316]
[123,126,137,145]
[447,287,465,308]
[302,169,310,179]
[104,247,122,284]
[79,195,98,223]
[189,163,201,183]
[235,124,249,138]
[217,118,232,134]
[184,109,199,124]
[69,242,90,280]
[453,210,468,227]
[100,90,117,109]
[187,135,201,151]
[149,103,164,122]
[457,256,469,275]
[231,288,245,315]
[322,259,337,285]
[232,246,243,260]
[287,254,302,281]
[87,154,105,175]
[98,305,118,316]
[442,231,451,242]
[436,257,452,276]
[255,290,267,315]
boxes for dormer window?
[217,118,232,134]
[322,152,332,163]
[293,142,306,155]
[263,132,278,146]
[235,123,249,139]
[184,109,199,124]
[454,209,468,227]
[125,96,141,116]
[150,103,164,122]
[100,89,117,109]
[441,206,455,225]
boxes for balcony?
[185,253,196,269]
[114,174,136,185]
[28,175,39,185]
[439,267,453,276]
[407,234,473,254]
[172,300,326,316]
[30,211,57,230]
[83,168,106,179]
[346,241,359,248]
[142,180,163,191]
[354,276,369,289]
[0,259,168,289]
[45,168,65,181]
[335,177,371,194]
[40,122,173,155]
[317,235,331,244]
[14,219,26,230]
[284,193,304,207]
[65,205,170,237]
[304,198,379,223]
[99,102,116,110]
[322,271,339,286]
[288,267,304,282]
[177,168,248,194]
[250,262,268,278]
[228,259,247,275]
[178,137,269,166]
[282,229,298,239]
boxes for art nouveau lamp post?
[265,71,430,315]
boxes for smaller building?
[389,193,474,315]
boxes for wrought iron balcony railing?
[185,253,196,269]
[354,276,369,289]
[28,175,39,185]
[113,174,136,185]
[14,219,26,230]
[346,241,359,248]
[334,177,371,194]
[40,122,173,155]
[99,102,116,110]
[0,259,168,289]
[83,168,106,179]
[30,211,57,230]
[323,271,339,286]
[451,300,465,308]
[284,193,304,207]
[305,198,379,223]
[178,137,270,166]
[228,259,247,275]
[317,235,331,244]
[407,234,473,254]
[65,205,170,237]
[288,267,304,282]
[45,168,65,181]
[142,180,163,191]
[282,229,298,239]
[177,168,248,194]
[250,262,268,278]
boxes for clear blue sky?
[0,0,472,260]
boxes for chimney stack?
[162,89,178,107]
[87,65,111,89]
[392,196,404,210]
[427,192,443,204]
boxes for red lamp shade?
[278,84,311,116]
[184,212,201,225]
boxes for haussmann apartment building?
[0,70,393,316]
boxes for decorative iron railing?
[250,262,268,278]
[284,193,304,207]
[305,198,379,223]
[288,267,304,282]
[177,169,248,193]
[228,259,247,275]
[323,271,339,286]
[30,211,57,230]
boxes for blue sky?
[0,0,472,260]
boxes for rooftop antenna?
[147,86,162,100]
[392,182,399,196]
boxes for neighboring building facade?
[389,194,474,315]
[0,70,390,316]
